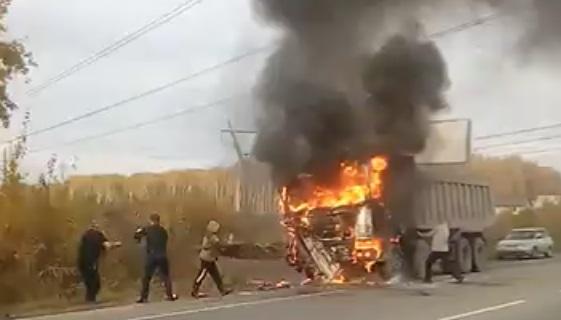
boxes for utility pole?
[220,125,276,215]
[220,126,255,158]
[221,123,256,213]
[226,120,245,161]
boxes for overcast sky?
[4,0,561,178]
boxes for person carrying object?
[135,213,178,303]
[418,222,464,284]
[191,220,232,298]
[77,221,122,303]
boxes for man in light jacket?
[418,222,464,283]
[191,220,232,298]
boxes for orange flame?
[353,238,384,273]
[354,237,383,254]
[331,274,347,284]
[281,156,388,214]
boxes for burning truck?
[279,155,393,282]
[268,120,496,283]
[250,1,496,282]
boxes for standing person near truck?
[77,221,122,303]
[134,213,177,303]
[191,220,232,298]
[418,222,464,284]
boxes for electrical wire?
[4,46,269,144]
[28,94,246,153]
[475,122,561,141]
[475,133,561,151]
[26,0,204,96]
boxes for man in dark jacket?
[135,213,177,303]
[77,221,121,303]
[191,220,232,298]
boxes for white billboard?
[415,119,471,165]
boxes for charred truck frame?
[277,120,495,283]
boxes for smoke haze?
[252,0,561,185]
[252,0,448,185]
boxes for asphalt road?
[27,257,561,320]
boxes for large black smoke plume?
[252,0,449,185]
[482,0,561,59]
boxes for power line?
[26,0,204,96]
[220,128,256,134]
[229,122,561,153]
[475,133,561,151]
[520,146,561,157]
[475,122,561,141]
[4,46,269,145]
[29,94,245,153]
[486,145,561,158]
[17,7,511,146]
[430,12,503,39]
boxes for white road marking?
[437,300,526,320]
[126,291,340,320]
[28,305,138,320]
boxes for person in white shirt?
[418,222,464,283]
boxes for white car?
[496,228,555,259]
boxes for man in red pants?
[191,220,232,298]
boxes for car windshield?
[506,231,537,240]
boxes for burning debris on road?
[248,279,292,291]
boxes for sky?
[4,0,561,179]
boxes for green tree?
[0,0,33,127]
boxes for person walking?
[191,220,232,298]
[135,213,177,303]
[418,222,464,284]
[77,221,121,303]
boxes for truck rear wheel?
[471,237,486,272]
[458,237,472,274]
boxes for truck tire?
[413,239,430,279]
[457,237,472,273]
[471,237,486,272]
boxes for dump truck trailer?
[404,169,495,278]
